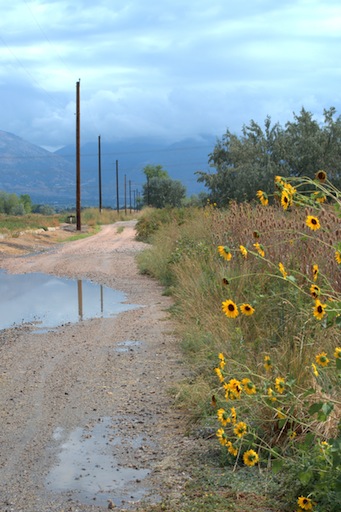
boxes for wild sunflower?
[240,303,255,316]
[312,264,319,281]
[215,366,225,383]
[267,387,277,402]
[226,441,238,457]
[276,408,286,420]
[233,421,247,438]
[285,183,296,197]
[315,351,330,367]
[311,363,319,377]
[224,378,242,400]
[278,262,287,279]
[335,251,341,264]
[230,406,237,424]
[241,378,257,395]
[315,170,327,182]
[253,242,265,257]
[218,352,226,369]
[297,496,313,510]
[264,355,272,372]
[239,245,248,258]
[309,284,320,299]
[313,299,327,320]
[334,347,341,359]
[313,191,326,203]
[218,245,232,261]
[222,299,239,318]
[216,428,228,446]
[306,215,320,231]
[275,377,285,394]
[281,190,290,210]
[217,408,230,427]
[256,190,268,206]
[243,449,259,467]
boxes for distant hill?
[0,130,75,206]
[0,130,215,207]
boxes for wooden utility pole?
[124,174,127,215]
[76,80,81,231]
[129,180,132,213]
[98,135,102,213]
[116,159,119,214]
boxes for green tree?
[142,177,186,208]
[199,107,341,205]
[19,194,32,213]
[143,164,169,180]
[197,116,283,205]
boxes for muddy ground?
[0,222,199,512]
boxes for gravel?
[0,222,194,511]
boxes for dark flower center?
[317,305,323,313]
[228,304,235,311]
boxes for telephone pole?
[116,159,119,214]
[76,80,81,231]
[98,135,102,213]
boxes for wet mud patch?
[46,416,159,508]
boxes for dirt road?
[0,222,192,511]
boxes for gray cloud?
[1,0,341,148]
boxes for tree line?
[0,191,55,215]
[197,107,341,205]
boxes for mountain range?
[0,130,216,208]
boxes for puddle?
[0,270,140,331]
[46,417,152,507]
[115,340,142,352]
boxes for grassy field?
[0,208,140,236]
[136,176,341,512]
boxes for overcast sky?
[1,0,341,150]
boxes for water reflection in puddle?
[0,270,139,331]
[46,417,151,507]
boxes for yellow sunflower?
[230,406,237,424]
[267,387,277,402]
[334,347,341,359]
[218,245,232,261]
[216,428,228,446]
[315,351,330,367]
[313,299,327,320]
[217,408,230,427]
[315,170,327,182]
[281,190,290,210]
[218,352,226,369]
[278,262,287,279]
[312,264,319,282]
[264,355,272,372]
[243,449,259,467]
[311,363,319,377]
[233,421,247,438]
[335,251,341,264]
[309,284,320,299]
[241,378,257,395]
[256,189,269,206]
[297,496,313,510]
[306,215,320,231]
[253,242,265,257]
[239,245,248,258]
[222,299,239,318]
[240,303,255,316]
[275,377,285,394]
[224,378,242,400]
[313,191,326,203]
[226,441,238,457]
[214,367,224,383]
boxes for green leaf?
[309,402,323,415]
[271,458,284,474]
[336,358,341,370]
[298,469,313,485]
[286,275,297,284]
[303,388,316,398]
